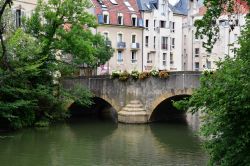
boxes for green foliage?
[111,70,121,79]
[180,10,250,165]
[194,0,249,52]
[0,0,112,130]
[119,71,130,81]
[66,84,93,107]
[130,70,140,80]
[150,69,159,77]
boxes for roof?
[92,0,142,26]
[170,0,188,16]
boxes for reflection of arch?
[148,88,193,121]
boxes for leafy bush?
[150,69,159,77]
[158,70,169,78]
[119,71,130,81]
[111,70,121,79]
[139,71,150,80]
[131,70,140,80]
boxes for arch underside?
[148,88,193,122]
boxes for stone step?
[118,111,147,116]
[125,104,144,108]
[122,107,146,112]
[129,100,141,104]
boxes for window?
[207,61,211,69]
[145,19,149,30]
[117,13,123,25]
[171,38,175,49]
[103,32,108,40]
[145,36,149,47]
[131,15,137,26]
[154,20,156,30]
[195,62,199,70]
[147,53,152,63]
[109,0,118,5]
[161,3,166,15]
[15,9,22,27]
[153,36,156,48]
[170,52,174,65]
[161,37,168,50]
[234,34,238,42]
[118,33,123,42]
[184,35,186,45]
[170,21,175,32]
[117,51,123,62]
[132,34,136,43]
[103,12,109,24]
[160,20,166,28]
[131,51,137,63]
[195,48,200,57]
[162,53,166,66]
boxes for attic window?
[124,1,131,7]
[128,7,135,11]
[109,0,118,5]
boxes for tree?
[0,0,113,129]
[176,0,250,165]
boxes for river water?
[0,119,207,166]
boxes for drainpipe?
[191,16,194,71]
[141,12,144,72]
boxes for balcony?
[131,43,140,50]
[161,44,168,50]
[117,42,126,50]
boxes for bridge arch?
[65,95,120,121]
[148,88,193,122]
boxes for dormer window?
[117,13,123,25]
[103,11,109,24]
[131,14,137,26]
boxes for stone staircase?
[118,100,148,123]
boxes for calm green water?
[0,120,207,166]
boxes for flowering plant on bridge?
[119,71,130,81]
[150,69,159,77]
[158,70,169,78]
[131,70,140,80]
[111,70,121,79]
[139,72,150,80]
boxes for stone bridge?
[62,71,201,124]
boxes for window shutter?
[98,14,104,24]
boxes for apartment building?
[12,0,37,28]
[131,0,187,71]
[90,0,144,74]
[183,0,248,71]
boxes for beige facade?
[97,25,143,73]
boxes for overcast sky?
[169,0,204,6]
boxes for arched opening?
[149,95,190,123]
[69,97,118,122]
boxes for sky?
[169,0,180,5]
[169,0,204,6]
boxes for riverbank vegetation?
[175,0,250,165]
[0,0,113,130]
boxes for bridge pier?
[118,100,148,123]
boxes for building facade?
[183,0,248,71]
[91,0,144,74]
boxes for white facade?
[141,0,184,72]
[183,0,247,71]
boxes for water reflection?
[0,120,207,166]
